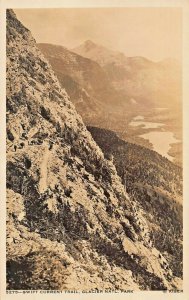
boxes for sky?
[14,8,182,62]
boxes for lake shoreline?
[129,114,181,162]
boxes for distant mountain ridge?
[39,40,182,113]
[72,39,128,66]
[73,40,181,109]
[72,39,179,68]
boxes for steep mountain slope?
[6,9,182,290]
[88,126,183,279]
[37,43,122,124]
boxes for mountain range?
[39,40,182,111]
[73,40,182,109]
[38,41,182,165]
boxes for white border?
[0,0,189,299]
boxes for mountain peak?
[82,39,97,50]
[84,39,96,45]
[72,40,127,66]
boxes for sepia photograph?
[1,0,188,297]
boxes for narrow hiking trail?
[39,144,51,193]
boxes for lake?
[130,120,165,129]
[130,115,164,129]
[129,115,179,161]
[140,131,179,161]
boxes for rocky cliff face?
[6,9,182,290]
